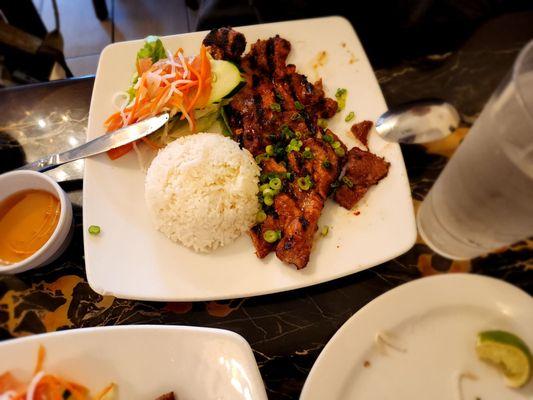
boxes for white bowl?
[0,170,73,274]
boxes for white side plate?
[84,16,416,301]
[301,274,533,400]
[0,325,267,400]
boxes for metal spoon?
[375,99,460,144]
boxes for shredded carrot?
[34,345,46,375]
[3,347,113,400]
[136,57,152,75]
[94,383,116,400]
[0,372,25,392]
[108,143,134,160]
[186,62,202,113]
[104,44,212,159]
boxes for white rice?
[145,132,260,252]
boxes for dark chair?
[0,0,72,86]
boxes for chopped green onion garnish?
[286,138,303,153]
[321,225,329,236]
[275,91,284,101]
[335,88,348,111]
[302,149,313,159]
[342,176,354,188]
[269,177,282,190]
[263,188,275,197]
[322,134,333,143]
[332,141,341,149]
[88,225,101,235]
[259,183,270,192]
[295,101,305,110]
[291,112,302,121]
[336,88,347,96]
[317,118,328,129]
[261,172,279,182]
[281,125,294,139]
[273,142,286,158]
[263,230,279,243]
[255,153,268,164]
[265,145,274,156]
[335,147,346,157]
[256,210,267,223]
[297,175,313,191]
[263,195,274,206]
[345,111,355,122]
[322,160,331,169]
[270,102,281,112]
[286,172,293,180]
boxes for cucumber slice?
[208,60,243,104]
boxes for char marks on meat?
[214,32,341,268]
[334,147,390,210]
[224,35,338,155]
[202,27,246,62]
[204,27,389,269]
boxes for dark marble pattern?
[0,12,532,400]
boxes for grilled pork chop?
[204,27,388,269]
[216,34,342,268]
[334,147,390,210]
[203,27,246,62]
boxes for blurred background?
[1,0,532,87]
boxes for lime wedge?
[476,330,532,388]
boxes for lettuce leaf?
[137,35,166,63]
[126,36,167,101]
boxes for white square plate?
[0,325,267,399]
[84,16,416,301]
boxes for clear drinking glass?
[417,40,533,260]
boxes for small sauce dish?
[0,170,73,274]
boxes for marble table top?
[0,11,532,399]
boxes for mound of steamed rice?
[145,132,260,252]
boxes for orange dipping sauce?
[0,190,60,265]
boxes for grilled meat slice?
[299,136,343,199]
[274,193,300,227]
[350,120,373,147]
[261,157,287,174]
[226,84,317,155]
[249,214,280,258]
[203,27,246,62]
[304,141,339,199]
[242,36,291,78]
[276,191,323,269]
[225,35,338,156]
[213,30,347,268]
[334,147,390,210]
[256,135,344,266]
